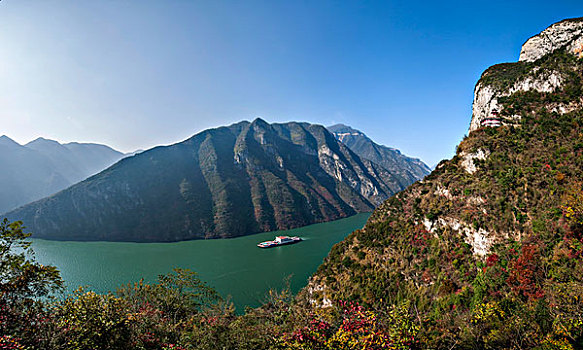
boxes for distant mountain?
[327,124,430,184]
[59,141,128,177]
[7,119,422,242]
[0,136,125,213]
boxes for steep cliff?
[327,124,430,186]
[6,119,418,242]
[470,17,583,132]
[306,18,583,348]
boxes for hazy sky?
[0,1,581,166]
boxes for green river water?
[31,213,370,311]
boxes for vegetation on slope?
[307,46,583,348]
[7,119,413,242]
[4,19,583,350]
[5,50,583,347]
[0,219,420,350]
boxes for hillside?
[305,17,583,348]
[6,16,583,350]
[327,124,430,185]
[6,119,422,242]
[0,136,124,214]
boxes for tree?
[0,219,63,303]
[0,218,63,347]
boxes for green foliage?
[0,219,63,303]
[309,37,583,349]
[51,290,132,350]
[117,268,219,321]
[0,219,63,348]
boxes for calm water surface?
[31,213,370,311]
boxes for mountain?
[6,119,423,242]
[327,124,430,185]
[60,142,128,178]
[0,136,125,214]
[305,18,583,348]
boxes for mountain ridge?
[7,119,425,242]
[0,137,125,214]
[327,124,431,186]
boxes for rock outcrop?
[519,18,583,62]
[327,124,431,185]
[469,17,583,133]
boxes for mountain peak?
[0,135,21,147]
[470,17,583,132]
[519,17,583,62]
[26,137,61,146]
[251,117,269,127]
[6,119,418,242]
[327,124,364,136]
[327,124,430,183]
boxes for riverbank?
[31,213,370,311]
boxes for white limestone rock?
[434,185,453,199]
[469,18,583,133]
[469,70,563,132]
[460,148,490,174]
[317,144,386,205]
[423,216,507,257]
[519,19,583,62]
[306,282,333,308]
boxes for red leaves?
[286,317,331,344]
[486,253,499,267]
[200,315,219,327]
[507,244,545,301]
[0,335,25,350]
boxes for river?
[31,213,370,311]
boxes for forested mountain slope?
[7,119,421,242]
[306,17,583,348]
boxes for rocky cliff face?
[6,119,418,242]
[327,124,431,186]
[469,17,583,132]
[519,18,583,62]
[306,19,583,347]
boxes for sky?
[0,1,582,166]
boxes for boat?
[257,235,302,248]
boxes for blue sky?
[0,1,582,166]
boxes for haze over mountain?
[0,136,125,214]
[327,124,430,185]
[7,119,425,242]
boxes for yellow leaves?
[561,182,583,225]
[283,303,418,349]
[539,336,574,350]
[470,302,505,324]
